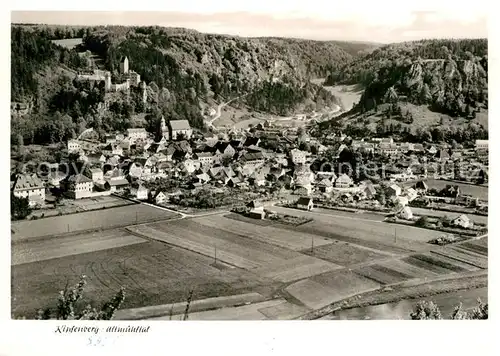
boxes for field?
[127,218,340,278]
[410,207,488,225]
[286,270,380,309]
[51,38,83,49]
[12,205,488,319]
[30,195,133,219]
[301,242,390,266]
[11,204,180,240]
[11,229,144,265]
[52,38,83,49]
[410,179,489,201]
[12,236,276,318]
[271,206,442,250]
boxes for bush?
[415,216,429,227]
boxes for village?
[11,104,489,239]
[9,20,489,323]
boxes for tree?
[375,190,386,206]
[17,133,25,155]
[411,299,488,320]
[36,275,125,320]
[419,83,432,104]
[410,301,442,320]
[221,155,233,167]
[415,216,429,227]
[11,194,32,221]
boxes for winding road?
[205,94,249,130]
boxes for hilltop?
[320,39,488,138]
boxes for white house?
[317,179,333,193]
[67,139,81,153]
[388,184,402,197]
[195,152,215,167]
[290,149,307,165]
[169,120,193,140]
[296,197,314,211]
[335,174,353,188]
[12,174,46,207]
[379,143,399,156]
[183,159,200,174]
[132,185,148,201]
[128,162,144,179]
[405,188,418,202]
[475,140,489,151]
[398,206,413,220]
[395,196,409,207]
[154,191,167,205]
[62,174,94,199]
[90,168,104,182]
[452,214,474,229]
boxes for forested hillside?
[325,39,488,120]
[84,26,359,116]
[11,24,374,146]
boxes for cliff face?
[359,56,488,118]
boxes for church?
[160,116,193,141]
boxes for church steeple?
[160,116,166,131]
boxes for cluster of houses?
[11,109,489,222]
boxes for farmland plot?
[130,220,305,269]
[402,254,467,275]
[375,259,440,279]
[354,264,413,285]
[12,241,272,319]
[12,204,180,239]
[128,224,262,269]
[456,242,488,257]
[302,242,389,266]
[131,220,340,282]
[271,205,443,246]
[12,229,145,265]
[252,255,341,283]
[195,214,334,251]
[287,270,381,309]
[430,249,488,269]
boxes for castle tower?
[160,116,168,138]
[120,56,129,74]
[104,72,112,91]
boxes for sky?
[11,1,488,43]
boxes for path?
[205,94,249,130]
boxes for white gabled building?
[62,174,94,200]
[169,120,193,140]
[475,140,488,151]
[290,149,307,165]
[12,174,46,207]
[68,139,81,153]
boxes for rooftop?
[170,120,191,131]
[67,174,93,184]
[13,174,45,190]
